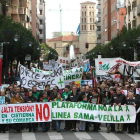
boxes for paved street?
[1,122,140,140]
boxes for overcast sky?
[45,0,97,39]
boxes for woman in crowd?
[10,92,24,133]
[54,93,64,132]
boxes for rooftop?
[48,35,79,42]
[80,1,96,4]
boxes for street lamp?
[110,45,113,50]
[29,41,33,47]
[122,41,126,47]
[14,34,19,42]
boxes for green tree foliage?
[87,26,140,62]
[40,43,58,61]
[0,14,40,78]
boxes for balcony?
[133,7,137,18]
[7,6,19,15]
[96,5,101,10]
[97,12,101,18]
[137,3,140,16]
[39,34,44,39]
[39,5,43,10]
[30,17,32,22]
[39,15,43,20]
[19,7,25,14]
[39,25,44,29]
[98,0,101,5]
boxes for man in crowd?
[111,87,126,134]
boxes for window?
[84,25,86,30]
[39,29,42,34]
[93,12,94,16]
[90,25,92,30]
[40,10,42,15]
[85,11,86,16]
[54,43,56,49]
[90,18,92,23]
[82,12,83,16]
[82,25,83,30]
[82,18,83,23]
[85,18,86,23]
[93,25,94,30]
[93,18,94,22]
[89,12,91,16]
[40,20,42,24]
[74,45,76,48]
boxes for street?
[1,122,139,140]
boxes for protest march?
[0,57,140,136]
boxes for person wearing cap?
[62,85,72,130]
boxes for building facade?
[6,0,46,43]
[125,0,140,29]
[30,0,46,43]
[47,34,80,59]
[79,1,97,54]
[7,0,30,29]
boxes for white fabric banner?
[19,64,65,90]
[43,61,58,70]
[32,67,83,82]
[58,56,71,66]
[52,102,136,123]
[0,103,52,124]
[95,58,140,77]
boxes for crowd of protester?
[0,76,140,135]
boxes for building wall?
[47,41,79,57]
[125,0,140,29]
[0,3,3,15]
[79,2,96,54]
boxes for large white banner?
[32,67,83,82]
[19,64,65,90]
[0,102,52,124]
[52,102,136,123]
[95,58,140,77]
[58,56,71,66]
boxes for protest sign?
[121,90,127,96]
[136,88,140,94]
[0,102,52,124]
[95,58,140,77]
[58,56,71,66]
[0,96,5,104]
[19,64,65,90]
[32,67,83,83]
[52,102,136,123]
[95,58,119,75]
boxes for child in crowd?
[79,95,89,132]
[40,92,50,132]
[54,93,64,132]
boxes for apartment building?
[96,0,103,43]
[7,0,30,29]
[6,0,46,43]
[125,0,140,29]
[97,0,126,44]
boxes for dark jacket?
[5,96,10,104]
[136,95,140,110]
[25,96,37,103]
[111,93,126,105]
[67,92,79,102]
[50,92,57,101]
[126,98,136,105]
[78,92,92,101]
